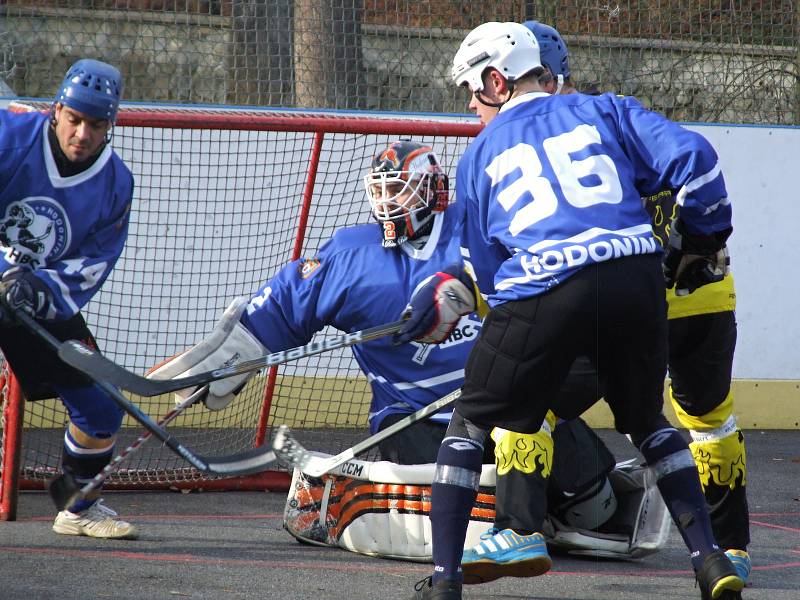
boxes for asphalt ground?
[1,430,798,600]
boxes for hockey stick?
[14,310,279,477]
[56,318,408,397]
[272,388,461,477]
[47,384,208,511]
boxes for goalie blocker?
[283,455,670,562]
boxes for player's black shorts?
[549,355,605,420]
[457,254,668,435]
[0,312,98,401]
[668,310,736,416]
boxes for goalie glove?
[393,264,476,345]
[147,297,266,410]
[0,267,53,325]
[662,218,732,296]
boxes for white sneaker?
[52,499,138,539]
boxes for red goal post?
[0,103,481,520]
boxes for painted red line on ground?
[0,546,429,575]
[751,512,800,517]
[119,513,283,521]
[750,561,800,571]
[750,519,800,534]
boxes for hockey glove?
[0,267,54,325]
[393,265,476,345]
[662,218,732,296]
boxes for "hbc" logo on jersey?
[0,198,70,269]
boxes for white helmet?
[451,21,542,92]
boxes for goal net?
[0,104,480,519]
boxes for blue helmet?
[55,59,123,122]
[522,21,570,79]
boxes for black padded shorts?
[457,254,669,435]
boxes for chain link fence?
[0,1,798,124]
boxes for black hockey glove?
[662,218,732,296]
[0,267,54,326]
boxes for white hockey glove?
[147,297,266,410]
[662,218,732,296]
[393,265,476,345]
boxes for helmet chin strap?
[473,80,516,109]
[554,74,564,95]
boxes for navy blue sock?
[62,429,114,513]
[430,436,483,584]
[638,428,718,571]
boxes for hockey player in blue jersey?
[0,59,136,539]
[459,20,752,588]
[458,20,620,585]
[399,22,744,600]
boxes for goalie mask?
[363,141,449,248]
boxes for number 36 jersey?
[457,92,731,306]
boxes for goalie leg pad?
[547,417,617,531]
[283,461,497,562]
[147,297,266,410]
[544,461,671,559]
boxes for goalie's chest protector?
[244,206,478,433]
[341,209,478,432]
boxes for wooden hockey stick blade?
[57,319,408,397]
[272,388,461,477]
[14,311,280,477]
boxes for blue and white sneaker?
[461,528,552,584]
[725,549,752,586]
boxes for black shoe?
[410,576,462,600]
[696,550,745,599]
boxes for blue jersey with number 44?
[0,110,133,319]
[457,92,731,305]
[241,207,480,433]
